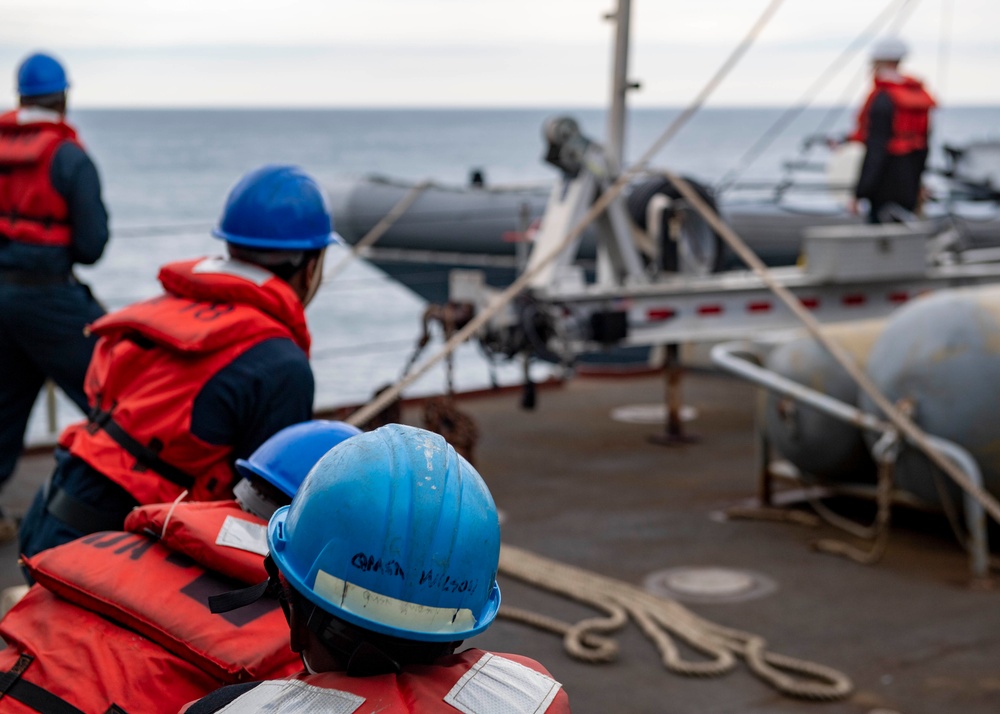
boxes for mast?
[606,0,638,170]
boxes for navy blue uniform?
[855,91,930,223]
[19,336,314,563]
[0,135,109,495]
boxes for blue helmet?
[235,420,362,498]
[268,424,502,643]
[212,165,340,250]
[17,52,69,97]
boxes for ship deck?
[2,369,998,713]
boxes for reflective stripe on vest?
[220,650,570,713]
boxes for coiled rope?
[332,1,855,701]
[497,544,854,701]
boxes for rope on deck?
[497,544,854,702]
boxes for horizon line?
[38,102,1000,112]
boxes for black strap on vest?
[0,268,72,286]
[87,406,196,491]
[0,210,72,227]
[0,654,129,714]
[46,487,126,534]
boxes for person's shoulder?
[239,336,312,374]
[51,140,97,179]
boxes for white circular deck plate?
[610,404,698,424]
[644,567,777,603]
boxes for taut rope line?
[345,0,788,428]
[324,180,432,284]
[660,168,1000,527]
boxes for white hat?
[870,36,908,62]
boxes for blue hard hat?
[17,52,69,97]
[235,420,362,498]
[212,165,340,250]
[268,424,502,643]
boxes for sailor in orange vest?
[0,52,109,538]
[18,164,339,564]
[848,36,936,223]
[0,419,361,714]
[188,424,572,714]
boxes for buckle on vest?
[86,406,112,435]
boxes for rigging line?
[715,0,914,193]
[323,180,431,285]
[344,0,788,429]
[811,0,925,149]
[887,0,922,34]
[110,223,216,239]
[311,338,417,360]
[935,0,953,101]
[661,169,1000,528]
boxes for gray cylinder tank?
[860,285,1000,508]
[763,320,885,484]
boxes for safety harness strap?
[0,210,71,226]
[208,579,270,614]
[0,654,130,714]
[88,408,196,490]
[47,487,127,534]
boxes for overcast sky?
[1,0,996,108]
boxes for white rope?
[659,168,1000,527]
[345,0,788,428]
[498,545,853,701]
[159,489,190,540]
[324,180,432,284]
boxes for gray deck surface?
[2,370,998,713]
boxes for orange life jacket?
[59,257,311,504]
[849,74,936,155]
[0,110,79,248]
[125,499,269,584]
[0,502,300,714]
[0,586,218,714]
[221,649,571,713]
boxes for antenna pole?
[606,0,633,170]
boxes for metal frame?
[711,340,991,579]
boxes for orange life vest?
[59,257,311,504]
[849,74,936,155]
[221,649,571,713]
[0,110,79,248]
[0,586,218,714]
[0,502,300,714]
[125,499,269,584]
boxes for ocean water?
[22,105,1000,442]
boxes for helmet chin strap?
[302,249,327,307]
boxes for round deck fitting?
[644,566,777,603]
